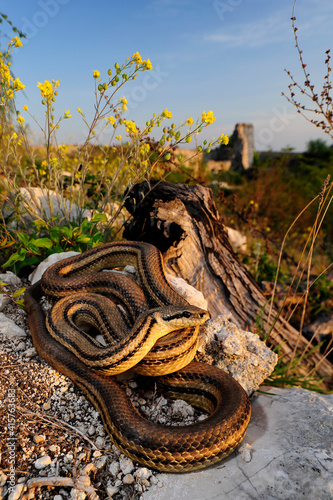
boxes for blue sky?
[2,0,333,151]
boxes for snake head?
[149,305,209,336]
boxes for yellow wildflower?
[17,115,25,125]
[107,116,116,125]
[202,110,216,125]
[37,80,59,99]
[93,70,101,79]
[132,52,143,66]
[12,78,25,91]
[64,110,71,119]
[186,117,194,125]
[140,143,150,156]
[119,97,128,111]
[115,135,122,141]
[11,37,23,48]
[217,133,229,145]
[144,59,153,71]
[162,108,173,119]
[23,105,29,112]
[123,119,137,134]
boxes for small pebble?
[135,467,152,480]
[15,341,26,351]
[106,485,119,497]
[88,425,96,436]
[34,455,51,469]
[95,455,107,469]
[122,474,135,485]
[109,461,120,476]
[8,483,25,500]
[42,401,51,411]
[95,436,105,448]
[0,471,7,486]
[33,434,46,444]
[119,457,134,475]
[25,347,37,358]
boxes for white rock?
[119,457,134,475]
[122,474,135,485]
[0,272,22,286]
[8,483,25,500]
[34,455,51,469]
[106,485,119,497]
[70,488,86,500]
[171,399,194,419]
[95,455,107,469]
[54,495,63,500]
[142,388,333,500]
[109,461,120,476]
[226,226,247,252]
[0,313,27,339]
[29,251,81,284]
[0,294,11,311]
[134,468,152,481]
[0,471,7,487]
[166,274,208,310]
[10,187,91,226]
[25,347,38,358]
[197,315,278,394]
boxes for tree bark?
[124,181,333,386]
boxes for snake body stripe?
[41,241,187,308]
[46,292,207,374]
[25,242,251,472]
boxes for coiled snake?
[24,241,251,472]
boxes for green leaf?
[3,248,27,267]
[13,287,26,299]
[26,242,40,254]
[79,219,90,232]
[60,226,73,238]
[16,231,29,246]
[90,213,107,223]
[76,235,91,244]
[33,238,53,249]
[49,227,61,243]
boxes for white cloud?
[205,3,333,49]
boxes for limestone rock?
[166,274,208,310]
[0,313,26,339]
[7,187,91,227]
[142,388,333,500]
[29,251,81,284]
[0,272,22,286]
[226,226,247,253]
[34,455,52,469]
[196,315,278,394]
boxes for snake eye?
[183,311,191,318]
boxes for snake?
[24,241,251,472]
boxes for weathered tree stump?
[123,181,333,386]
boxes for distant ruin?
[204,123,254,171]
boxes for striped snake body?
[24,241,251,472]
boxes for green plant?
[1,214,108,275]
[0,37,228,269]
[0,280,25,310]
